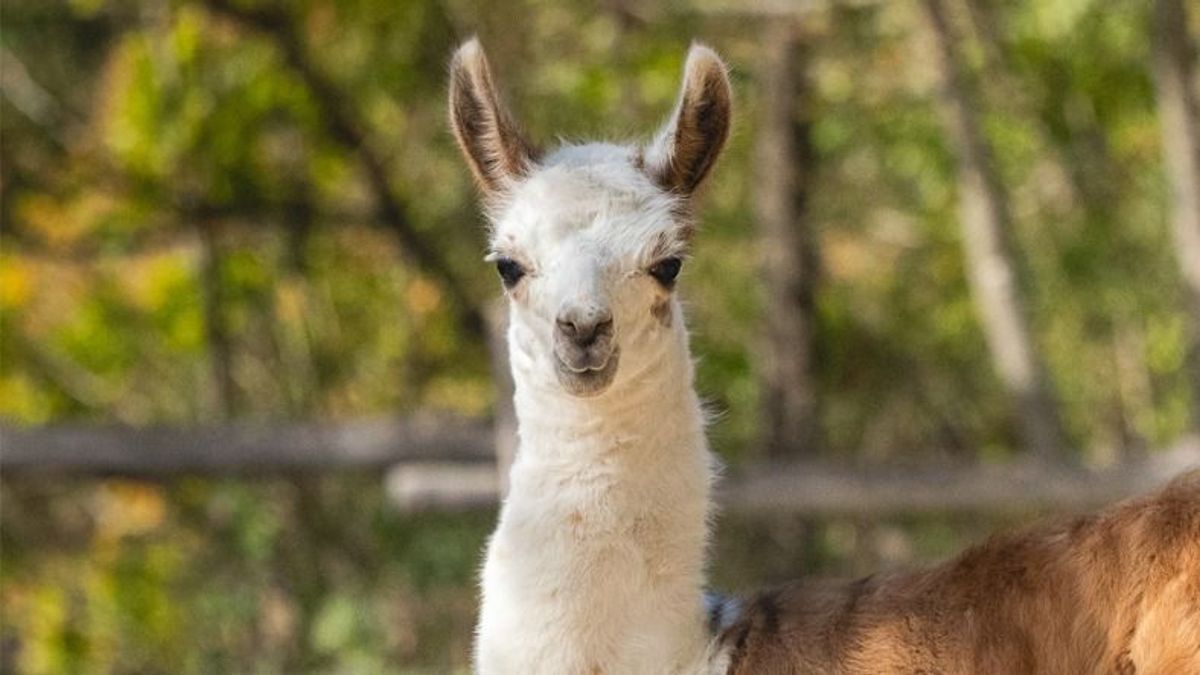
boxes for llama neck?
[476,315,715,674]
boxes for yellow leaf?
[0,258,33,309]
[95,482,166,541]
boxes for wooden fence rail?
[0,417,492,474]
[3,420,1198,517]
[720,440,1200,517]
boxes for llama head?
[450,38,731,398]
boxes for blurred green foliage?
[2,0,1197,671]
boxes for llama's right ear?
[449,38,539,198]
[645,44,732,197]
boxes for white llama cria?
[449,38,732,675]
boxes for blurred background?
[3,0,1200,672]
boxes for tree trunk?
[922,0,1065,461]
[1151,0,1200,430]
[756,21,822,459]
[963,0,1158,456]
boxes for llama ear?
[645,44,732,196]
[448,38,539,197]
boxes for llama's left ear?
[645,44,732,196]
[449,38,539,198]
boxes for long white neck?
[475,306,716,675]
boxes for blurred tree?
[1151,0,1200,431]
[755,18,822,459]
[922,0,1066,460]
[199,0,487,341]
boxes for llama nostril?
[577,318,611,347]
[593,316,614,339]
[556,317,578,339]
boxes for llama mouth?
[553,347,620,397]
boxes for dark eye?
[648,257,683,287]
[495,257,526,288]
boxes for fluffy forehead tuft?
[489,142,687,265]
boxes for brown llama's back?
[718,470,1200,674]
